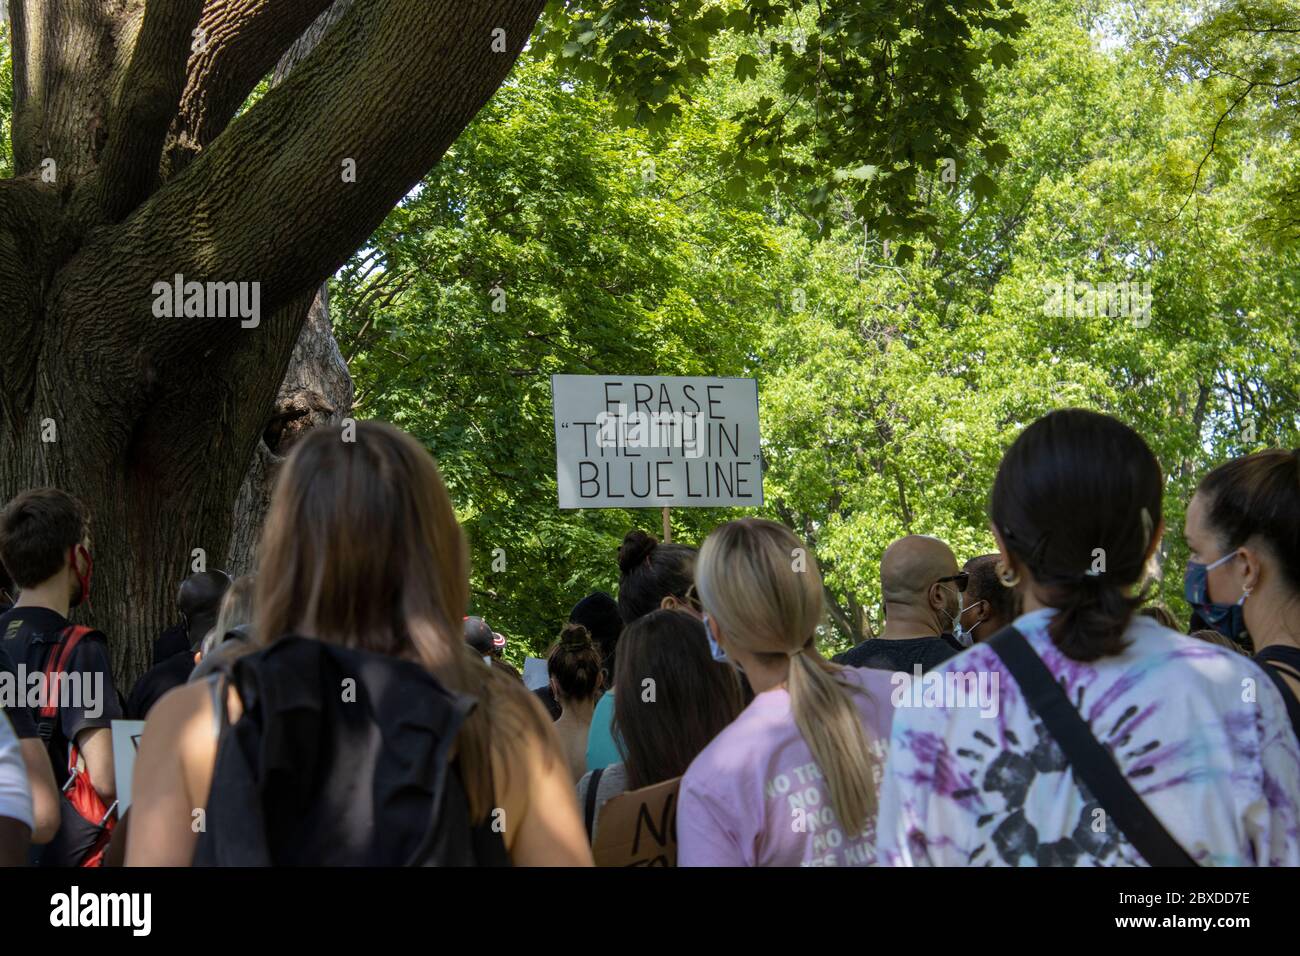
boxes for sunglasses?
[936,572,969,592]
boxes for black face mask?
[183,612,220,647]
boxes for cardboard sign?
[552,375,763,509]
[110,720,147,812]
[592,775,681,867]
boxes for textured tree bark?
[227,0,357,574]
[0,0,548,687]
[228,287,353,573]
[161,0,339,178]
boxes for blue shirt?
[585,692,622,771]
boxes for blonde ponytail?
[696,518,880,835]
[786,650,877,833]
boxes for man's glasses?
[936,572,969,592]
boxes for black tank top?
[1255,645,1300,741]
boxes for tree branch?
[6,0,48,174]
[96,0,207,222]
[161,0,340,178]
[47,0,548,457]
[9,0,143,181]
[1161,82,1256,224]
[822,585,859,646]
[0,177,59,433]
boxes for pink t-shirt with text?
[677,665,895,867]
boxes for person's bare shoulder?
[139,679,232,788]
[144,681,211,738]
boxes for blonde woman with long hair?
[678,518,896,866]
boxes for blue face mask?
[702,613,729,662]
[1184,550,1249,641]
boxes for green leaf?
[835,164,880,182]
[724,9,752,32]
[970,172,998,201]
[989,42,1017,68]
[734,53,761,82]
[982,142,1011,166]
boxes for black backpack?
[193,635,509,866]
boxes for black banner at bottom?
[0,864,1283,942]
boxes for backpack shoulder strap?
[1254,647,1300,737]
[584,766,605,841]
[1256,645,1300,683]
[38,625,95,720]
[986,626,1197,867]
[207,673,230,739]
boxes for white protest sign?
[523,656,550,691]
[111,720,147,812]
[552,375,763,509]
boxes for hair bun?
[560,622,592,648]
[618,529,658,577]
[549,623,603,702]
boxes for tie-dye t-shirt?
[876,608,1300,866]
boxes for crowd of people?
[0,408,1297,866]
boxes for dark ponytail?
[1034,574,1145,661]
[547,622,603,701]
[990,409,1163,662]
[1197,448,1300,594]
[616,529,697,623]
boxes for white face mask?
[934,583,963,643]
[952,595,973,648]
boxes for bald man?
[833,535,964,673]
[129,570,232,718]
[151,570,232,664]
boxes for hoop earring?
[997,560,1020,588]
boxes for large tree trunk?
[228,286,353,572]
[228,0,357,573]
[0,0,547,688]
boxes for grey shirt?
[576,761,629,842]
